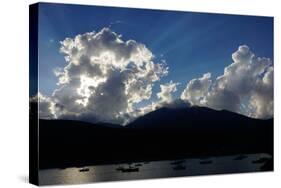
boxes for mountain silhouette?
[36,104,273,170]
[129,105,261,130]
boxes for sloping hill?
[38,106,273,169]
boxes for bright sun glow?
[76,75,107,106]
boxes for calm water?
[39,153,272,185]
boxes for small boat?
[200,160,213,165]
[173,165,186,171]
[79,167,90,172]
[120,167,139,172]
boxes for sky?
[34,3,273,125]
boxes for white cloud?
[39,28,168,125]
[181,45,273,119]
[157,81,179,103]
[37,32,273,125]
[134,81,189,117]
[180,73,212,106]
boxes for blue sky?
[37,2,273,102]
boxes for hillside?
[37,106,273,169]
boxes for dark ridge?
[37,106,273,170]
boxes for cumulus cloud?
[36,29,273,125]
[180,73,212,106]
[156,81,192,108]
[38,28,168,125]
[134,81,189,116]
[157,81,179,103]
[181,45,273,119]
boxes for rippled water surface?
[39,153,272,185]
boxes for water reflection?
[39,153,272,185]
